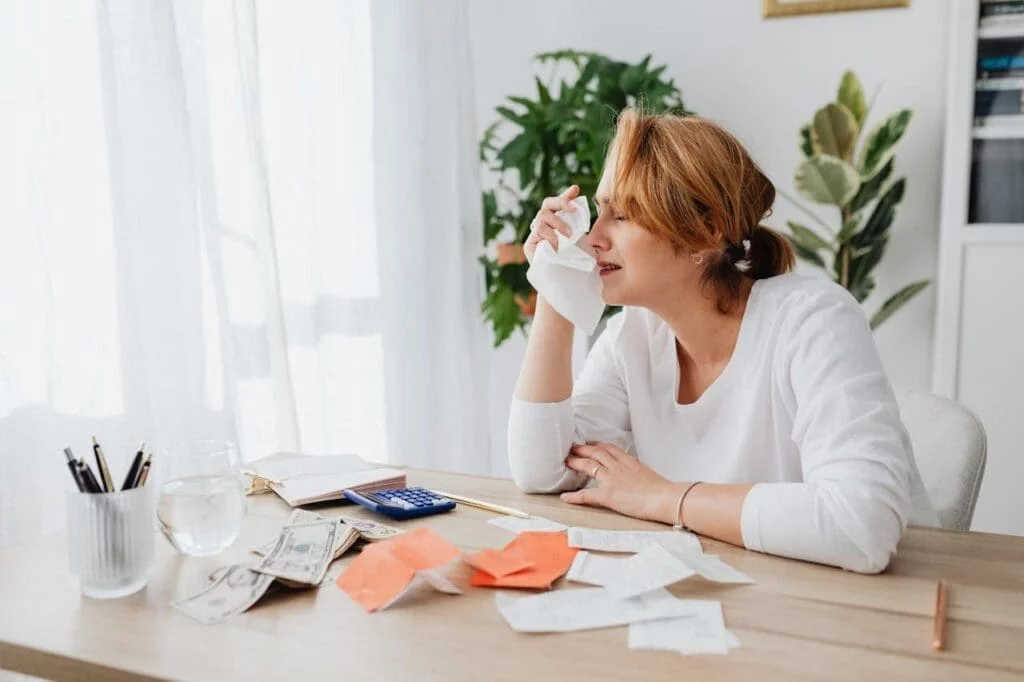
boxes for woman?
[508,108,937,574]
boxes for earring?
[691,252,704,265]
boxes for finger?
[569,443,617,467]
[565,454,599,475]
[560,184,580,202]
[541,194,576,214]
[560,488,602,507]
[536,213,573,238]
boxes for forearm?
[652,482,751,548]
[514,296,575,402]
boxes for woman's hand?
[524,185,580,263]
[561,442,680,524]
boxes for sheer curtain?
[0,0,490,547]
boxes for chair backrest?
[894,388,987,531]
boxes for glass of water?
[156,439,246,557]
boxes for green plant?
[478,50,690,346]
[782,70,929,329]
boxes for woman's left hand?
[562,442,679,523]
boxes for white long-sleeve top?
[508,273,938,574]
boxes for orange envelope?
[336,527,461,612]
[465,548,534,578]
[469,531,578,589]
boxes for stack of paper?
[247,452,406,506]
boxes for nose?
[584,216,611,253]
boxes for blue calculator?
[342,487,456,520]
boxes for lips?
[597,261,621,276]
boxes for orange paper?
[465,548,534,578]
[469,531,578,589]
[336,527,461,611]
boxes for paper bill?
[628,601,740,655]
[254,518,339,586]
[676,553,755,585]
[173,564,276,625]
[487,516,567,533]
[599,544,697,599]
[495,587,699,633]
[567,528,702,555]
[252,511,365,560]
[338,514,403,541]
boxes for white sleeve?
[507,314,633,493]
[740,291,913,574]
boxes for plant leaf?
[812,102,859,161]
[847,237,887,300]
[799,124,814,158]
[837,70,868,126]
[837,217,860,244]
[851,178,906,248]
[795,155,861,206]
[869,280,930,329]
[786,235,826,268]
[848,159,893,214]
[481,284,525,347]
[787,221,832,252]
[859,109,912,180]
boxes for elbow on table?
[508,456,571,494]
[822,485,908,574]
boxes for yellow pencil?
[433,490,530,519]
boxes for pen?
[121,442,145,491]
[69,449,103,494]
[129,452,152,489]
[63,448,86,492]
[433,490,531,519]
[92,436,114,492]
[932,579,948,651]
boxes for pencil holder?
[66,485,155,599]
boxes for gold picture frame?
[763,0,909,18]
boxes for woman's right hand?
[524,185,581,264]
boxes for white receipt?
[628,600,741,655]
[567,528,703,555]
[601,545,697,599]
[678,553,755,585]
[566,551,623,587]
[487,516,567,534]
[495,587,698,633]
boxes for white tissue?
[526,196,605,335]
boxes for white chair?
[895,388,987,531]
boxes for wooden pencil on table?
[433,490,530,519]
[933,579,948,651]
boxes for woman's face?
[584,161,700,309]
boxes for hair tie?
[725,239,751,272]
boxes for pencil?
[933,579,948,651]
[92,436,114,492]
[433,490,530,519]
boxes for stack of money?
[172,510,402,624]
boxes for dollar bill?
[338,514,403,541]
[254,518,339,586]
[173,564,275,625]
[251,512,402,556]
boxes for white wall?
[469,0,951,474]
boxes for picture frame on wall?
[763,0,909,18]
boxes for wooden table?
[1,469,1022,681]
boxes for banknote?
[338,514,403,541]
[251,512,362,560]
[173,564,276,625]
[254,518,339,585]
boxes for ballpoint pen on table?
[92,436,115,492]
[933,579,948,651]
[433,490,531,519]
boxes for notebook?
[247,452,406,507]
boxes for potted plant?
[782,70,929,329]
[478,50,690,346]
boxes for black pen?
[63,448,85,492]
[121,442,145,491]
[91,436,114,492]
[69,449,103,493]
[134,456,152,488]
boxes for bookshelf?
[933,0,1024,536]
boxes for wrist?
[651,481,689,525]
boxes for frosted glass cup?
[156,439,246,557]
[67,486,155,599]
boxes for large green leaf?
[837,70,868,126]
[786,235,826,268]
[869,280,930,329]
[481,285,524,347]
[799,124,814,158]
[812,103,859,161]
[847,237,887,301]
[795,155,861,206]
[848,159,893,214]
[851,178,906,248]
[859,109,912,180]
[787,221,832,252]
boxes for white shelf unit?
[934,0,1024,536]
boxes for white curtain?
[0,0,491,547]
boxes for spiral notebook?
[247,452,406,507]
